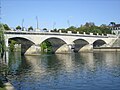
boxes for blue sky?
[1,0,120,29]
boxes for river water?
[6,52,120,90]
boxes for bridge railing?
[4,30,117,38]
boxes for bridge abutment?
[5,39,9,48]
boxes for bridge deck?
[4,31,110,38]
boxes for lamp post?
[67,20,70,27]
[36,16,39,29]
[22,19,24,31]
[53,22,56,30]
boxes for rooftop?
[113,24,120,28]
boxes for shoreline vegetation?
[0,57,8,90]
[0,23,7,90]
[0,63,7,90]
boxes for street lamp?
[21,19,24,31]
[36,16,39,29]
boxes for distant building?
[111,24,120,35]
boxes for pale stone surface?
[55,44,71,53]
[25,45,41,55]
[4,82,15,90]
[79,44,93,52]
[4,31,118,54]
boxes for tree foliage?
[58,28,67,33]
[3,24,10,30]
[52,22,112,35]
[51,28,58,32]
[9,40,16,52]
[109,22,116,26]
[0,23,5,58]
[43,28,47,31]
[40,40,52,53]
[2,22,112,35]
[28,26,33,31]
[66,26,77,33]
[16,26,21,30]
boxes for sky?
[1,0,120,29]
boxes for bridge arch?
[40,37,70,53]
[73,39,89,52]
[8,37,35,54]
[4,31,115,54]
[93,39,106,48]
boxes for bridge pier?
[5,39,9,50]
[24,43,93,54]
[67,43,75,52]
[25,44,41,55]
[25,44,73,54]
[79,44,93,52]
[55,44,72,53]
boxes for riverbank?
[0,81,15,90]
[0,76,15,90]
[0,60,15,90]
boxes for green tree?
[0,23,5,58]
[40,40,52,53]
[9,40,16,52]
[109,22,116,26]
[66,26,77,33]
[3,24,10,30]
[49,22,112,35]
[16,26,21,30]
[28,26,33,31]
[43,28,47,30]
[43,28,47,32]
[51,28,58,32]
[84,22,95,27]
[58,28,67,33]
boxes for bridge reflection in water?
[6,52,120,90]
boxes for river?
[6,52,120,90]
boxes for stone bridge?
[4,31,117,55]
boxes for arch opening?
[93,39,106,48]
[40,37,69,53]
[73,39,89,52]
[8,37,35,54]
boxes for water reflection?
[8,52,31,75]
[79,53,95,70]
[54,53,75,72]
[7,52,120,90]
[8,52,21,74]
[104,52,120,67]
